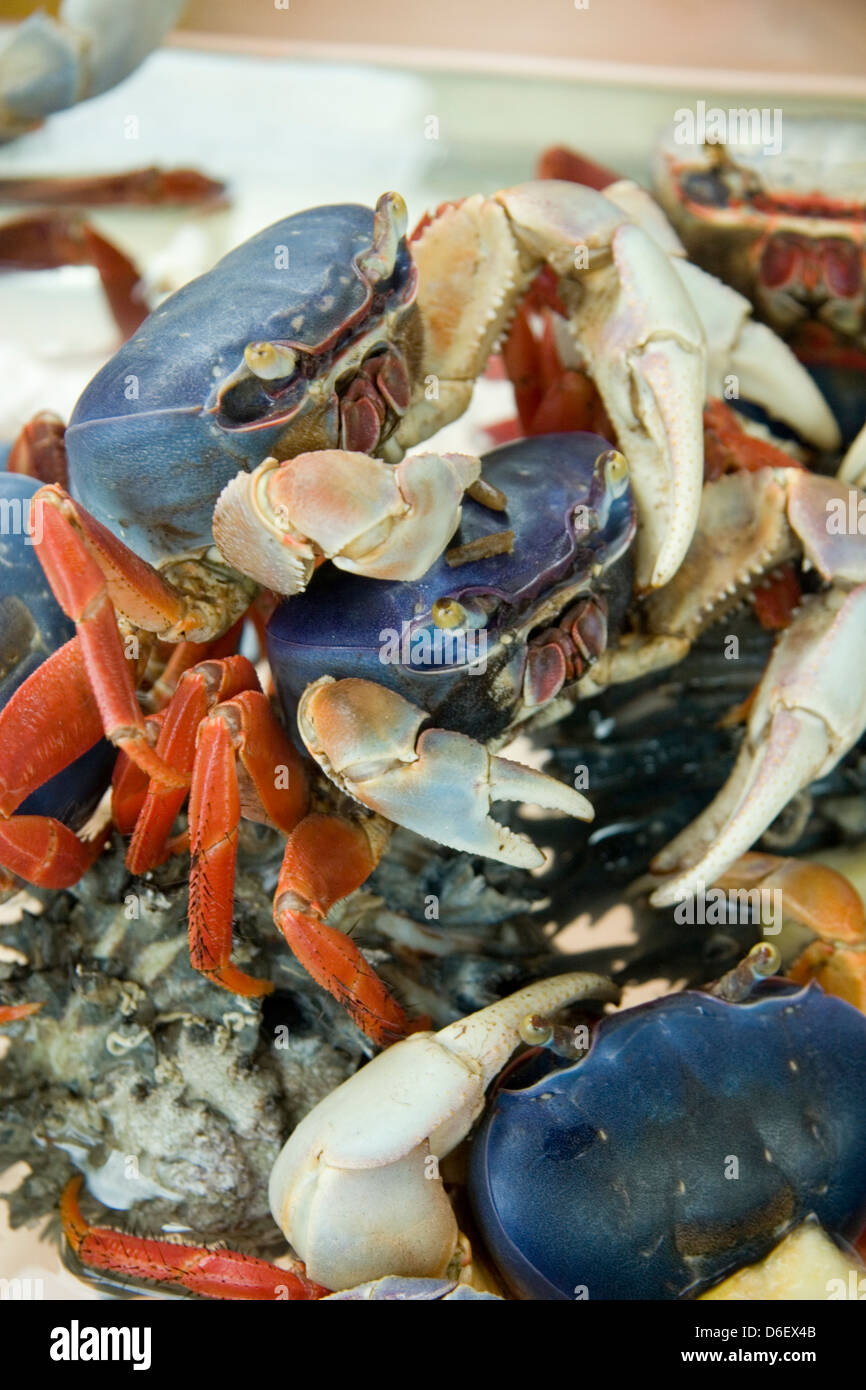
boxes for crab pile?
[2,118,866,1300]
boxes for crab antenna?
[358,192,408,283]
[711,942,782,1002]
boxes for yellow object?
[701,1222,866,1301]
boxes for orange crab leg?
[187,690,308,998]
[716,851,866,1012]
[0,168,226,209]
[0,1002,44,1026]
[0,816,108,889]
[7,412,68,485]
[275,814,410,1046]
[147,615,247,709]
[60,1178,327,1301]
[535,145,619,190]
[0,214,147,339]
[32,488,191,788]
[0,637,104,818]
[126,656,261,873]
[0,636,113,889]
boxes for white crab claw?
[601,181,841,454]
[298,676,593,868]
[498,183,706,592]
[268,972,615,1290]
[212,450,480,594]
[675,261,841,452]
[650,585,866,906]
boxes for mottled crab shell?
[66,203,412,567]
[266,432,636,743]
[0,474,113,826]
[468,981,866,1300]
[653,117,866,235]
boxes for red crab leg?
[0,637,104,818]
[536,146,620,189]
[0,1002,45,1025]
[32,486,196,788]
[60,1178,327,1301]
[147,615,247,709]
[7,412,68,486]
[0,636,113,888]
[0,816,108,889]
[703,398,807,481]
[111,719,164,835]
[187,690,309,997]
[127,656,261,873]
[0,213,147,339]
[0,168,225,208]
[275,813,410,1046]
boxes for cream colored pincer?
[268,972,615,1291]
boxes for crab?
[1,431,636,1050]
[497,149,866,915]
[469,952,866,1299]
[3,176,828,817]
[651,118,866,360]
[43,958,866,1299]
[650,117,866,456]
[53,972,617,1298]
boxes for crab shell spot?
[299,677,425,776]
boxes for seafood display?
[2,79,866,1304]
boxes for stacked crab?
[2,163,866,1298]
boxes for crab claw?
[269,971,617,1290]
[298,676,593,868]
[650,585,866,907]
[213,449,481,595]
[600,181,841,453]
[498,183,706,591]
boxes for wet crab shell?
[0,474,113,827]
[65,203,415,567]
[468,980,866,1300]
[266,432,636,743]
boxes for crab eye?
[432,597,467,629]
[681,169,730,207]
[599,449,629,497]
[244,342,298,380]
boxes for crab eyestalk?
[357,192,408,283]
[243,342,298,380]
[268,972,616,1291]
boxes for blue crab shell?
[266,433,636,741]
[468,981,866,1300]
[66,203,410,567]
[0,474,113,827]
